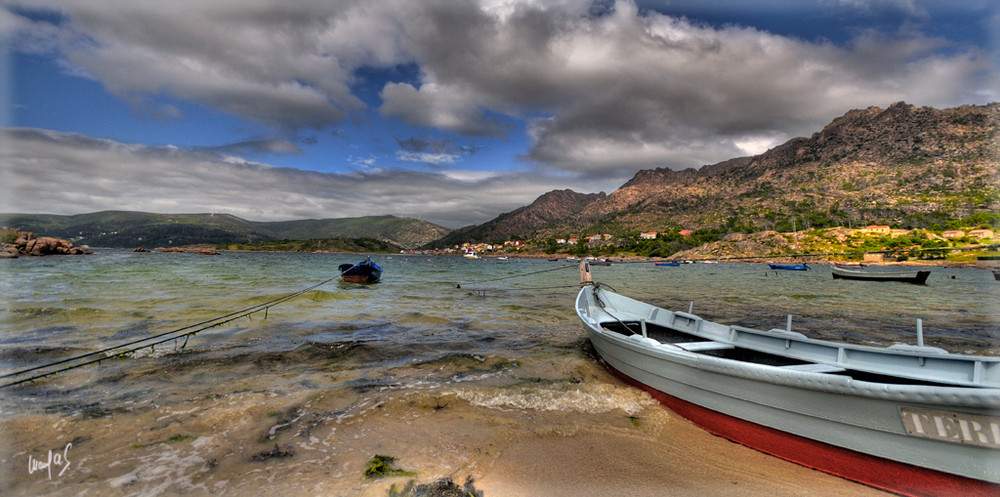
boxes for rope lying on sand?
[0,274,343,389]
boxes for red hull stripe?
[602,361,999,497]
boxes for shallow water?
[0,251,996,496]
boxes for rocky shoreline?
[1,230,92,258]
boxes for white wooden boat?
[832,265,931,284]
[575,263,1000,497]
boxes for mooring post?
[580,261,593,286]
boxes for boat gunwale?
[585,319,1000,407]
[576,285,1000,392]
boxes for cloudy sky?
[2,0,997,228]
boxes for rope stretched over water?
[0,274,342,389]
[455,263,579,292]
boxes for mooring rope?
[0,273,342,389]
[591,283,641,336]
[454,262,580,292]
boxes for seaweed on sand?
[250,444,294,462]
[364,454,417,478]
[389,477,484,497]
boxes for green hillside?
[215,237,401,253]
[0,211,450,249]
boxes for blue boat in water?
[655,261,681,266]
[339,256,382,283]
[768,262,809,271]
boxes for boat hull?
[341,273,379,284]
[598,357,999,497]
[832,266,931,284]
[339,258,382,284]
[768,263,809,270]
[576,285,1000,495]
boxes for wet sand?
[1,350,889,497]
[477,418,889,497]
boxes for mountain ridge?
[424,189,606,248]
[465,101,998,242]
[0,211,451,250]
[4,102,997,252]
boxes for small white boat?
[575,262,1000,496]
[832,265,931,284]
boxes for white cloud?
[380,82,507,137]
[395,150,460,164]
[734,134,788,156]
[379,0,997,170]
[0,128,604,227]
[5,0,997,219]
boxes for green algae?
[364,454,417,478]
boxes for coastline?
[169,245,997,269]
[1,349,892,497]
[3,251,993,495]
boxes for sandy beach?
[5,252,993,496]
[2,350,889,497]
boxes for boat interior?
[599,319,983,388]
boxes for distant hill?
[215,237,403,254]
[458,102,999,241]
[0,211,451,249]
[423,189,605,248]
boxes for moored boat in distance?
[338,256,382,284]
[654,261,681,266]
[768,262,809,270]
[831,265,931,284]
[575,262,1000,497]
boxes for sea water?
[1,251,996,496]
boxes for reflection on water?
[0,251,995,495]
